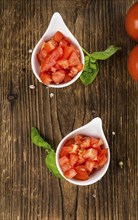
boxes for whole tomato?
[127,45,138,81]
[125,2,138,41]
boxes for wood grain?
[0,0,137,219]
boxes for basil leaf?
[31,127,52,152]
[45,150,62,178]
[91,45,121,60]
[80,57,99,86]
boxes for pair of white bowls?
[31,12,110,185]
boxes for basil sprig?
[31,127,62,178]
[80,45,121,86]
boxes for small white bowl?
[56,117,110,186]
[31,12,84,88]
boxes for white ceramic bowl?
[56,117,110,186]
[31,12,84,88]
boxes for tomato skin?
[59,156,69,166]
[74,166,89,180]
[52,70,65,84]
[125,2,138,41]
[53,31,63,43]
[39,72,52,84]
[127,45,138,81]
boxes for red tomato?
[85,160,95,173]
[69,154,79,167]
[60,146,73,157]
[74,166,89,180]
[69,67,78,77]
[80,137,91,148]
[64,169,77,178]
[59,156,69,166]
[53,31,63,43]
[69,51,80,67]
[64,75,72,83]
[98,155,107,168]
[39,72,52,84]
[37,31,83,84]
[57,59,69,69]
[125,2,138,41]
[83,148,98,160]
[61,163,72,173]
[127,45,138,81]
[65,138,75,146]
[63,46,75,59]
[74,135,84,145]
[43,40,58,53]
[52,70,65,84]
[77,157,85,165]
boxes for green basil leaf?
[45,150,63,178]
[80,59,99,86]
[91,45,121,60]
[31,127,52,152]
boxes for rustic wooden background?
[0,0,138,219]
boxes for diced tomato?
[63,46,75,59]
[53,31,63,43]
[41,47,63,72]
[50,67,56,72]
[83,148,98,160]
[69,67,78,77]
[42,39,57,53]
[54,63,61,71]
[52,70,65,84]
[37,51,44,63]
[74,166,89,180]
[64,168,77,179]
[57,59,69,69]
[65,138,75,146]
[39,72,52,84]
[64,75,72,83]
[60,146,73,157]
[74,135,84,145]
[69,154,79,167]
[59,37,70,48]
[85,160,95,173]
[77,157,85,165]
[90,138,102,150]
[70,144,79,154]
[80,137,91,148]
[97,148,108,161]
[69,52,80,67]
[59,156,69,166]
[61,163,72,172]
[76,63,83,72]
[98,155,107,167]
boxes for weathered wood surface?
[0,0,138,219]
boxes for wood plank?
[0,0,137,220]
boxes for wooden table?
[1,0,138,219]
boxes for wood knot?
[7,94,17,102]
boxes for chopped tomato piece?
[60,146,73,157]
[43,39,57,53]
[63,46,74,59]
[59,156,69,166]
[50,67,56,73]
[59,37,70,48]
[61,163,72,173]
[69,154,79,167]
[74,135,84,145]
[52,70,65,84]
[98,155,107,167]
[77,157,85,165]
[83,148,98,160]
[74,166,89,180]
[69,67,78,77]
[70,144,79,154]
[76,63,83,72]
[41,47,63,72]
[69,52,80,67]
[97,148,108,161]
[57,59,69,69]
[64,75,72,83]
[39,72,52,84]
[53,31,63,43]
[85,160,95,173]
[64,168,77,179]
[65,138,75,146]
[80,137,91,148]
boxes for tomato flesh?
[59,135,108,180]
[37,31,83,84]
